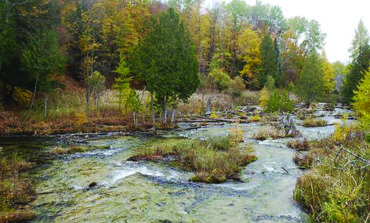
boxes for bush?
[258,87,269,108]
[265,90,295,113]
[227,76,245,98]
[208,70,231,92]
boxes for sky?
[212,0,370,64]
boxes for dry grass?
[129,128,257,183]
[253,127,288,140]
[294,135,370,222]
[287,139,310,151]
[302,118,328,127]
[0,155,35,222]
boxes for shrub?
[265,90,295,113]
[258,87,269,108]
[287,139,310,151]
[265,75,275,90]
[208,70,231,92]
[302,118,328,127]
[227,76,245,98]
[294,139,370,222]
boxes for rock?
[248,107,257,112]
[88,182,98,188]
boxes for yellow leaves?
[322,51,335,93]
[353,70,370,129]
[258,87,269,108]
[238,28,261,88]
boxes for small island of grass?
[128,128,257,183]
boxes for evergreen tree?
[130,8,199,122]
[342,45,370,105]
[296,50,325,103]
[260,34,280,88]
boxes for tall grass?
[294,134,370,222]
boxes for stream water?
[1,109,351,222]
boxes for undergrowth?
[0,153,35,222]
[293,125,370,222]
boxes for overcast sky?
[243,0,370,63]
[211,0,370,64]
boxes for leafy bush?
[227,76,245,98]
[265,90,295,113]
[208,70,231,92]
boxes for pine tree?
[260,34,280,88]
[296,50,325,103]
[342,45,370,105]
[130,8,199,122]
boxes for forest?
[0,0,369,222]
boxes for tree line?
[1,0,369,114]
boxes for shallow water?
[0,109,349,222]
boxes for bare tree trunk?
[163,96,167,123]
[29,74,39,112]
[171,108,176,124]
[133,112,136,125]
[85,14,91,107]
[141,87,146,123]
[44,92,48,119]
[151,92,155,127]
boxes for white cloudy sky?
[210,0,370,64]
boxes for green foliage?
[88,71,105,98]
[130,8,199,111]
[353,70,370,130]
[258,87,269,108]
[342,45,370,105]
[227,76,245,98]
[265,90,295,113]
[260,34,280,88]
[129,129,257,183]
[126,90,142,113]
[209,70,231,92]
[294,139,370,222]
[265,75,275,90]
[296,50,325,103]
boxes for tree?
[342,45,370,105]
[260,34,280,88]
[321,51,335,94]
[349,19,369,60]
[130,8,199,123]
[88,71,105,111]
[353,70,370,130]
[238,27,261,89]
[296,50,325,104]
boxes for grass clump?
[302,118,328,127]
[0,154,35,222]
[253,126,297,140]
[129,129,257,183]
[287,139,310,151]
[294,136,370,222]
